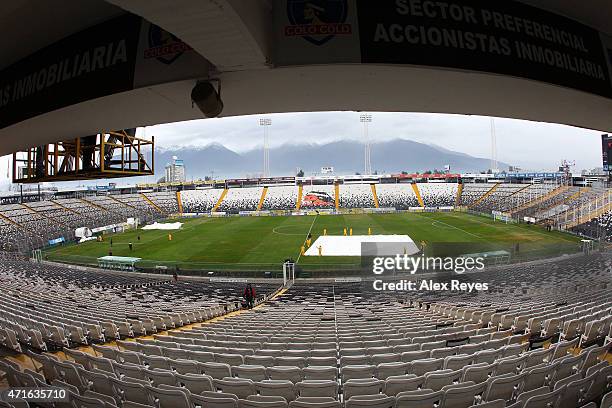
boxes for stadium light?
[260,118,272,177]
[360,113,373,175]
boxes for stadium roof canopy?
[2,0,612,155]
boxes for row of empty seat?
[1,252,610,407]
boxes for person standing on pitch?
[243,283,256,309]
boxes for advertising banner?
[276,0,612,98]
[0,14,211,129]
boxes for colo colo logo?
[145,25,192,64]
[285,0,352,45]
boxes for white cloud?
[144,111,602,170]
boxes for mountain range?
[156,139,507,179]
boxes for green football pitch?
[43,212,582,274]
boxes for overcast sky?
[0,111,603,189]
[145,111,602,170]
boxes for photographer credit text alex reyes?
[371,254,489,293]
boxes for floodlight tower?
[490,118,498,173]
[360,113,373,175]
[259,118,272,177]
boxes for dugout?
[97,256,142,271]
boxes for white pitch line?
[448,213,513,229]
[296,215,318,264]
[449,213,576,242]
[413,213,482,239]
[271,226,306,236]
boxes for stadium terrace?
[1,1,612,407]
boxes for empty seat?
[201,362,232,379]
[396,389,443,408]
[145,385,190,408]
[234,365,268,382]
[256,380,298,402]
[344,395,396,408]
[288,397,341,407]
[175,372,214,394]
[483,373,525,402]
[343,378,384,400]
[191,392,239,408]
[214,378,257,399]
[376,362,410,380]
[423,369,461,391]
[110,377,151,406]
[411,359,444,376]
[384,375,422,396]
[268,366,303,383]
[303,366,337,381]
[296,380,338,399]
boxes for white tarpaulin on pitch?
[141,222,182,230]
[304,235,420,257]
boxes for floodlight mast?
[259,118,272,177]
[360,114,372,175]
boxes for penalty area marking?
[429,220,482,239]
[411,213,482,239]
[447,213,577,242]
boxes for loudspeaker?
[191,81,223,118]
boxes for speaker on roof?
[191,81,223,118]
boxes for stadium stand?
[532,188,605,221]
[1,251,608,407]
[113,193,163,216]
[261,185,298,211]
[460,184,497,207]
[0,204,66,242]
[181,189,225,213]
[85,195,135,216]
[572,211,612,241]
[375,184,419,209]
[218,187,264,213]
[0,217,23,253]
[0,261,277,351]
[0,192,175,256]
[513,186,585,221]
[499,184,558,213]
[418,183,458,207]
[339,184,376,209]
[143,192,179,214]
[470,184,526,214]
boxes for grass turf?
[44,212,581,272]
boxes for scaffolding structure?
[13,129,154,183]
